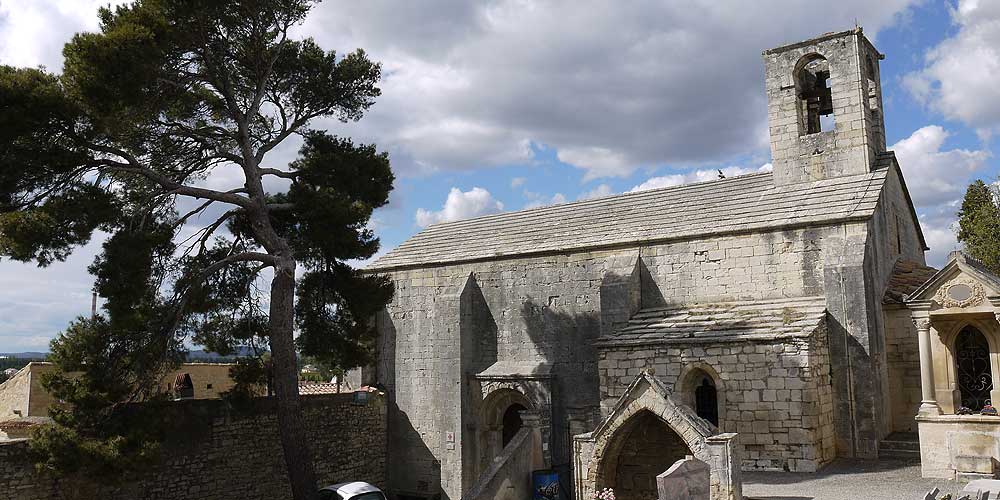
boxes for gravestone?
[656,456,710,500]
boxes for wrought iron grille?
[957,327,993,411]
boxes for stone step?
[879,447,921,458]
[881,439,920,452]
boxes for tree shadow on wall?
[388,406,443,500]
[519,298,601,498]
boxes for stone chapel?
[367,29,932,500]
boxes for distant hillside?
[0,352,47,359]
[185,346,260,363]
[1,348,259,365]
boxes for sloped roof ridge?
[413,171,877,238]
[630,296,826,313]
[421,171,773,231]
[372,169,889,270]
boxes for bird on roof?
[718,170,726,179]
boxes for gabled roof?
[370,167,892,271]
[906,251,1000,303]
[884,259,939,305]
[876,152,929,251]
[594,296,827,347]
[582,370,715,441]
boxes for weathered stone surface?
[657,457,710,500]
[0,393,386,499]
[371,28,929,500]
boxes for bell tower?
[763,28,886,185]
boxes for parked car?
[319,482,387,500]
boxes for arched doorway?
[477,389,534,477]
[957,325,993,411]
[502,403,526,447]
[597,410,692,500]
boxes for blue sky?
[1,0,999,352]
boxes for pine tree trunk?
[269,259,319,500]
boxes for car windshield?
[350,492,386,500]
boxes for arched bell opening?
[794,53,835,135]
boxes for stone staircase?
[880,432,920,459]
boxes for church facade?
[368,29,929,500]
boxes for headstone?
[656,456,710,500]
[961,480,1000,500]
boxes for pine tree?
[957,180,1000,274]
[0,2,393,498]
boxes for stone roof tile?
[594,297,828,346]
[883,259,939,304]
[370,167,890,270]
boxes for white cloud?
[523,192,567,209]
[889,126,992,266]
[510,177,527,188]
[0,237,106,352]
[891,125,991,206]
[415,187,505,227]
[304,0,920,178]
[629,164,772,192]
[0,1,130,70]
[904,0,1000,137]
[578,184,616,200]
[557,147,633,181]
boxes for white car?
[319,482,387,500]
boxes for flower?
[594,488,615,500]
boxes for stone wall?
[867,166,929,439]
[885,306,921,433]
[0,393,386,500]
[597,326,836,472]
[7,362,243,418]
[0,366,30,420]
[916,415,1000,479]
[378,224,852,499]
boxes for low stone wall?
[0,393,386,500]
[917,414,1000,479]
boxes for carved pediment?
[906,252,1000,309]
[932,279,987,309]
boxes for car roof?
[319,482,382,497]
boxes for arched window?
[795,55,834,134]
[956,326,993,411]
[695,377,719,426]
[502,403,526,447]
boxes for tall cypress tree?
[957,180,1000,274]
[0,2,393,498]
